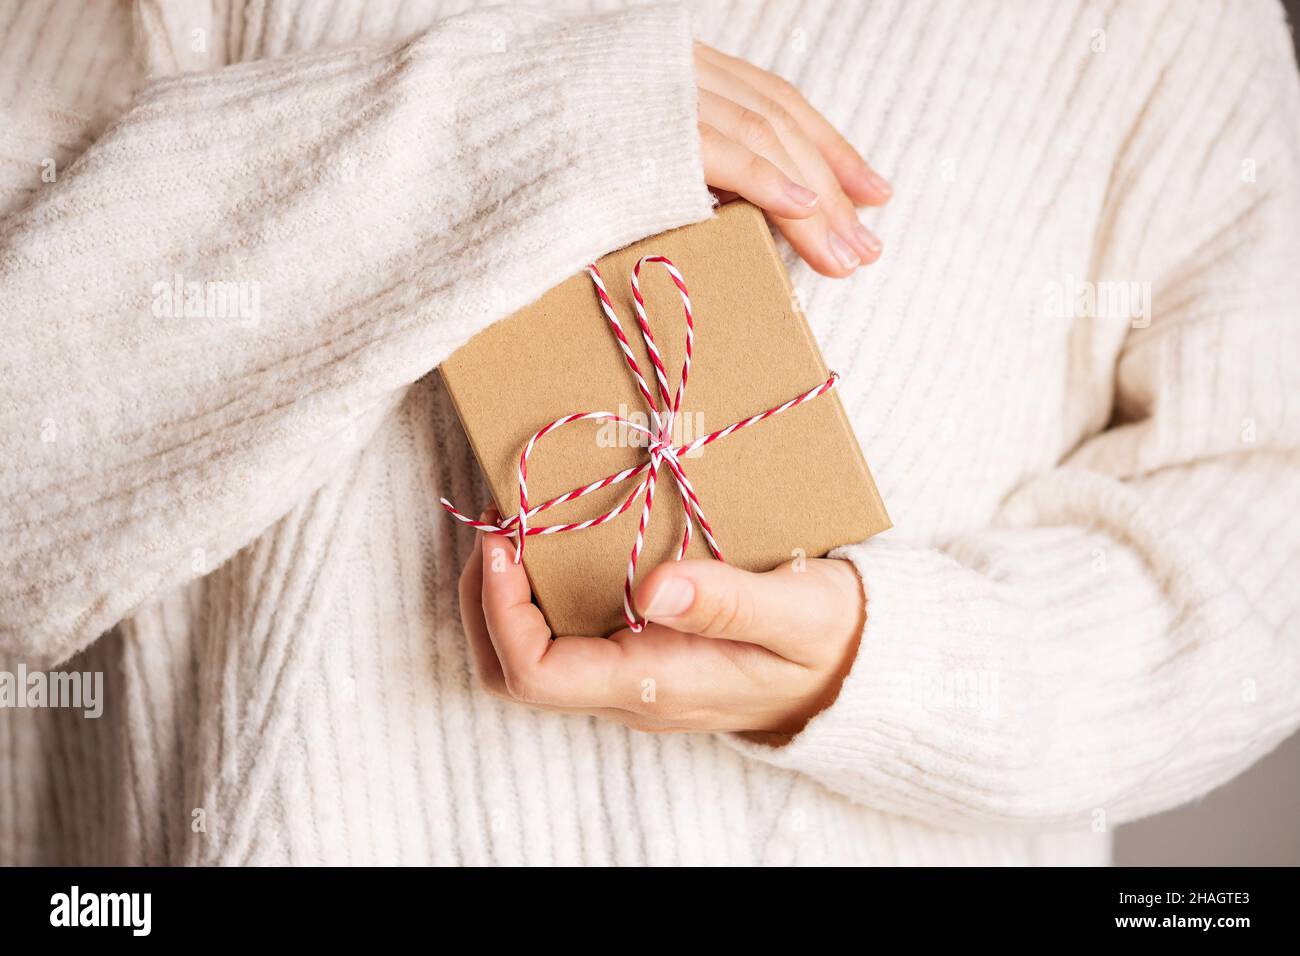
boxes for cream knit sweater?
[2,0,1298,866]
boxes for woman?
[1,0,1297,865]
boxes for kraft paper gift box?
[440,200,890,637]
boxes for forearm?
[728,453,1300,829]
[0,4,712,663]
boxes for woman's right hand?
[695,43,891,278]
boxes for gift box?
[439,200,890,636]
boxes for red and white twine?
[440,255,839,632]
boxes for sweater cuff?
[723,536,1036,828]
[721,505,1242,830]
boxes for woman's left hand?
[458,512,865,736]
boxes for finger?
[697,117,819,220]
[467,513,682,720]
[699,125,857,278]
[696,42,891,204]
[700,86,879,265]
[459,525,508,697]
[607,622,792,728]
[698,59,882,270]
[632,558,862,663]
[478,526,642,710]
[478,525,553,679]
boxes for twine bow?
[441,256,838,632]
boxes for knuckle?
[699,585,749,637]
[502,664,542,704]
[745,151,776,186]
[737,108,777,151]
[769,74,803,107]
[826,193,859,223]
[762,97,798,136]
[828,136,862,165]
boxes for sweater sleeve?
[727,2,1300,830]
[0,5,713,664]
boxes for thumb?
[634,558,851,658]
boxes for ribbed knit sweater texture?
[1,0,1298,866]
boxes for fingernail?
[642,577,695,619]
[853,222,882,255]
[867,170,892,197]
[784,180,819,209]
[828,232,861,270]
